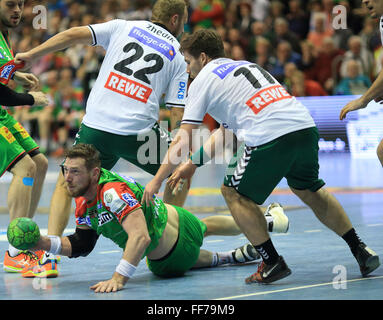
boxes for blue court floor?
[0,152,382,300]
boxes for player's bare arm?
[90,208,151,293]
[340,68,383,120]
[14,26,93,70]
[32,226,90,256]
[168,125,227,190]
[142,123,196,206]
[169,107,184,131]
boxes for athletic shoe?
[352,243,381,277]
[232,243,262,264]
[3,250,38,273]
[245,256,291,284]
[21,252,58,278]
[265,203,289,233]
[33,250,61,264]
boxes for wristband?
[115,259,136,278]
[47,235,62,255]
[190,146,210,167]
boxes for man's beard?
[67,181,91,198]
[0,16,19,28]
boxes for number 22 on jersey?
[104,42,164,103]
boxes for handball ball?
[7,217,40,250]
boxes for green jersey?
[0,30,23,119]
[75,168,168,258]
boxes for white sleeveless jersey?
[84,20,188,135]
[182,58,315,146]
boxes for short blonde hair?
[151,0,186,24]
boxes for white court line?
[213,275,383,300]
[304,229,322,233]
[367,224,383,227]
[98,250,120,254]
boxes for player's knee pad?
[67,227,99,258]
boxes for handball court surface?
[0,153,382,301]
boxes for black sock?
[342,228,363,253]
[254,239,279,265]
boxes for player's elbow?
[138,233,152,249]
[131,232,152,251]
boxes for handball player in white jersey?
[15,0,190,248]
[143,29,380,284]
[340,0,383,165]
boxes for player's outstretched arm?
[340,68,383,120]
[32,225,98,257]
[15,26,93,70]
[142,123,196,206]
[90,209,151,293]
[0,84,47,106]
[32,233,73,256]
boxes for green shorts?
[74,123,171,174]
[224,127,325,205]
[146,206,207,278]
[0,111,39,177]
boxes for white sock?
[216,251,235,266]
[8,244,20,257]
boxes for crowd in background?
[5,0,381,155]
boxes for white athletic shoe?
[232,243,262,264]
[265,203,289,233]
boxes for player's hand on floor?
[90,274,126,293]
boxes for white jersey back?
[182,58,315,146]
[84,20,188,135]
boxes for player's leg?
[202,215,241,237]
[201,204,289,237]
[290,186,380,275]
[47,171,72,236]
[2,144,39,271]
[7,155,36,221]
[287,127,380,276]
[6,117,48,219]
[290,187,352,236]
[28,151,48,218]
[377,138,383,166]
[221,139,301,283]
